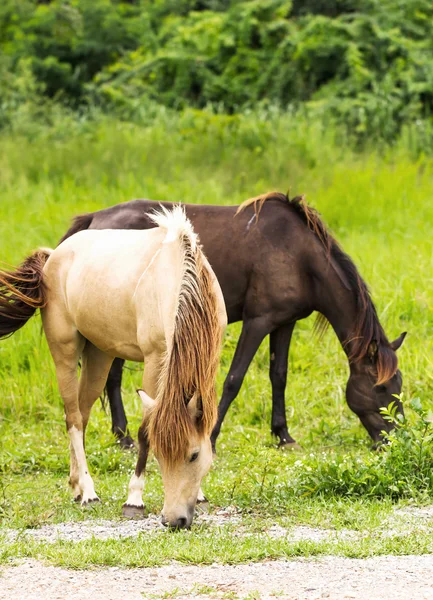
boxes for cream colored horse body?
[45,229,175,361]
[40,210,226,526]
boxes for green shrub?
[293,398,433,499]
[1,0,433,142]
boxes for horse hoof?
[81,496,100,506]
[119,436,136,450]
[122,504,145,519]
[196,498,210,514]
[279,441,302,451]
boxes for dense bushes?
[1,0,433,142]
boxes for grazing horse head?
[270,194,408,444]
[139,390,214,529]
[346,332,406,443]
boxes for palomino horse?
[60,193,406,449]
[0,207,226,528]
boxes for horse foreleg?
[211,317,270,452]
[122,355,158,518]
[269,322,298,448]
[106,358,134,448]
[123,423,149,518]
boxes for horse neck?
[311,258,371,360]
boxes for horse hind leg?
[44,323,88,502]
[79,342,114,437]
[269,323,299,449]
[106,358,135,449]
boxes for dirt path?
[1,556,433,600]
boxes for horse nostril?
[170,517,188,529]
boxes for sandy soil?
[1,556,433,600]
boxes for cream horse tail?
[0,248,52,339]
[146,205,222,465]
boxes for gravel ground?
[3,519,355,544]
[4,502,431,544]
[1,556,433,600]
[1,506,432,599]
[2,507,356,544]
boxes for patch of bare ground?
[1,556,433,600]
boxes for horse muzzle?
[161,506,194,530]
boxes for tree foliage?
[1,0,433,140]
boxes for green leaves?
[1,0,433,141]
[293,397,433,500]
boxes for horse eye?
[376,385,387,393]
[189,452,199,463]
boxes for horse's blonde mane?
[145,207,221,465]
[236,191,290,218]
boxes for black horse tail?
[58,213,93,245]
[0,249,51,339]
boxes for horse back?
[63,198,318,325]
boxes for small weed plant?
[293,397,433,500]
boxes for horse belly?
[77,318,144,362]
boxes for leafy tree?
[1,0,433,140]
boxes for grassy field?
[0,111,432,567]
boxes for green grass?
[2,526,433,569]
[0,110,432,567]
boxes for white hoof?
[81,496,100,506]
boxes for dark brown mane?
[238,192,397,385]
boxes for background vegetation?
[0,0,432,567]
[2,0,433,144]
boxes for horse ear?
[187,394,203,423]
[390,332,407,352]
[137,389,156,415]
[367,340,378,362]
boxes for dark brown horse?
[60,193,406,449]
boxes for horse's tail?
[146,206,223,464]
[0,249,52,339]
